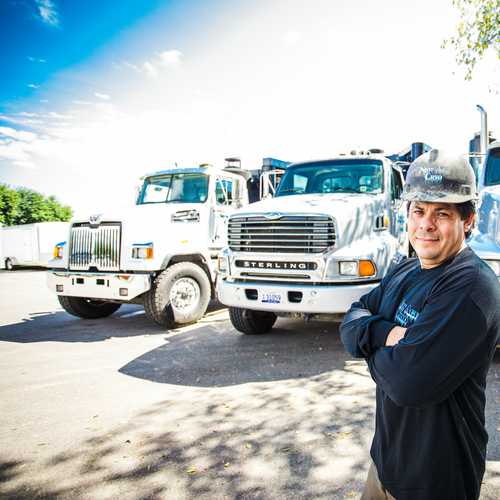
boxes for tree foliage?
[0,184,72,226]
[443,0,500,80]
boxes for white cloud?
[28,56,47,63]
[119,49,183,79]
[158,49,183,65]
[0,114,45,127]
[143,61,158,78]
[27,83,40,89]
[283,31,301,46]
[94,92,111,100]
[72,100,92,105]
[35,0,59,27]
[0,126,38,143]
[48,111,74,119]
[0,140,37,168]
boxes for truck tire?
[58,296,121,319]
[5,258,14,271]
[144,262,211,328]
[229,307,277,335]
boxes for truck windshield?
[485,148,500,186]
[275,159,384,197]
[137,173,209,204]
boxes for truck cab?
[468,141,500,280]
[47,164,252,327]
[216,152,407,334]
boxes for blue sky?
[0,0,171,106]
[0,0,499,215]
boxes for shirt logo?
[395,300,419,327]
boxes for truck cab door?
[390,166,407,248]
[209,176,238,249]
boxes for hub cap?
[169,277,200,313]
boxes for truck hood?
[235,193,386,246]
[72,203,203,225]
[239,193,381,217]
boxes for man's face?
[408,201,473,269]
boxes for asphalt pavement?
[0,270,499,499]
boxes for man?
[340,149,500,500]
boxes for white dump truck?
[217,151,408,334]
[1,221,70,270]
[47,163,281,326]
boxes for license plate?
[260,291,282,304]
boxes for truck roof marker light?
[359,260,376,277]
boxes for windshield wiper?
[277,188,305,194]
[332,188,361,193]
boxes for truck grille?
[228,214,336,253]
[68,223,121,271]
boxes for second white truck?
[217,151,408,334]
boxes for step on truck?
[47,160,286,327]
[216,151,409,334]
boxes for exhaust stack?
[476,104,488,157]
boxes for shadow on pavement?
[120,319,355,387]
[0,300,226,344]
[0,343,376,499]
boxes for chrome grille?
[228,214,336,253]
[68,223,121,271]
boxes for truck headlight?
[53,242,66,259]
[131,243,154,259]
[338,260,376,277]
[484,259,500,277]
[339,261,357,276]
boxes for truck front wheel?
[58,296,121,319]
[5,258,14,271]
[144,262,211,328]
[229,307,277,335]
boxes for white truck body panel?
[2,222,69,268]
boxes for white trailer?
[1,222,70,270]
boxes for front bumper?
[216,279,378,314]
[47,271,152,301]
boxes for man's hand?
[385,326,407,346]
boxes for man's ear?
[464,212,475,231]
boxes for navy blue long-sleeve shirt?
[340,247,500,500]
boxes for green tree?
[15,188,51,224]
[0,184,72,226]
[46,195,72,222]
[0,184,20,226]
[443,0,500,80]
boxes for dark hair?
[406,200,476,238]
